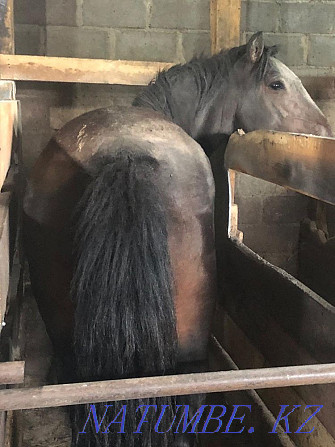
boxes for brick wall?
[14,0,211,62]
[13,0,335,275]
[14,0,335,71]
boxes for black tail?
[71,151,177,447]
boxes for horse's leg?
[24,143,88,383]
[24,213,75,383]
[169,211,217,447]
[174,360,209,447]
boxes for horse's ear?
[247,32,264,64]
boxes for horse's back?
[23,105,216,379]
[24,106,213,227]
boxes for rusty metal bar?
[0,361,24,385]
[1,363,335,411]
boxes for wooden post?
[0,4,16,440]
[210,0,241,54]
[0,0,14,54]
[210,0,242,241]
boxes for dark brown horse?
[23,33,331,447]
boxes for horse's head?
[233,32,332,137]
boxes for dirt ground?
[20,293,71,447]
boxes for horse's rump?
[24,107,217,447]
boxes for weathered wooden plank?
[213,308,335,438]
[224,238,335,364]
[0,192,11,329]
[210,0,241,53]
[0,54,173,85]
[4,410,13,447]
[209,338,297,447]
[221,238,335,436]
[225,130,335,205]
[258,386,335,447]
[0,362,24,385]
[299,218,335,307]
[0,411,5,447]
[0,0,14,54]
[0,100,19,190]
[216,318,329,446]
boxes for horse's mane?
[133,43,278,119]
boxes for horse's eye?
[269,81,285,91]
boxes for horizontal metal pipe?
[0,361,25,385]
[1,363,335,411]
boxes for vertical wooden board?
[210,0,241,226]
[0,101,18,190]
[0,410,6,447]
[0,81,16,101]
[210,0,241,53]
[0,0,14,54]
[0,192,10,329]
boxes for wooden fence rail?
[0,361,24,385]
[225,130,335,205]
[0,54,173,86]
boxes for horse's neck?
[134,67,237,156]
[134,75,200,135]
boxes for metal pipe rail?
[1,363,335,412]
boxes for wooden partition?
[220,131,335,446]
[212,238,335,446]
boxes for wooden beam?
[214,306,335,438]
[224,238,335,365]
[0,0,14,54]
[0,192,11,327]
[0,100,19,190]
[210,0,241,54]
[224,306,335,447]
[209,338,297,447]
[225,130,335,205]
[0,362,24,385]
[0,54,173,86]
[220,237,335,439]
[1,364,335,411]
